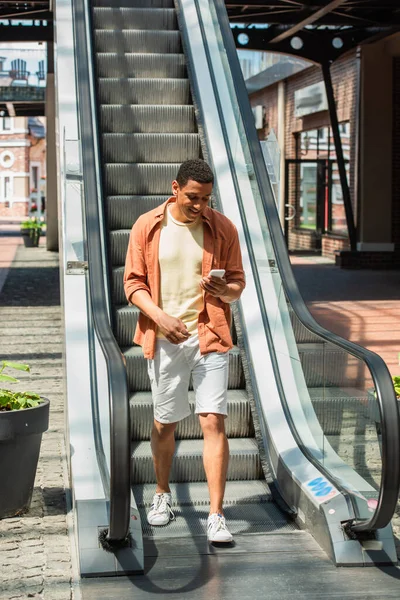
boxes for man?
[124,159,245,543]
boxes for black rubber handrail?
[213,0,400,533]
[71,0,131,543]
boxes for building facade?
[0,116,46,218]
[247,35,400,267]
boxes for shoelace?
[208,513,226,532]
[152,494,175,521]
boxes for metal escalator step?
[135,480,271,508]
[105,163,180,196]
[298,342,360,388]
[123,345,245,392]
[130,390,253,440]
[309,387,373,435]
[131,438,262,483]
[93,0,174,7]
[98,78,190,105]
[101,105,195,133]
[94,30,181,54]
[114,305,139,346]
[96,53,186,79]
[93,7,177,30]
[102,133,200,164]
[110,230,130,266]
[288,305,321,344]
[107,195,167,229]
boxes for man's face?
[171,178,213,223]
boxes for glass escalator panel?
[194,0,385,525]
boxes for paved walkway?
[0,227,73,599]
[291,255,400,376]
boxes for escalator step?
[114,305,140,346]
[102,133,200,163]
[106,195,168,229]
[93,0,174,7]
[101,105,195,134]
[130,390,253,440]
[98,78,190,105]
[96,53,186,78]
[135,480,271,508]
[110,230,131,266]
[94,30,181,54]
[298,343,360,388]
[131,438,262,483]
[93,7,177,30]
[123,345,245,392]
[105,163,180,196]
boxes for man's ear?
[171,180,179,196]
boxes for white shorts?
[147,334,229,424]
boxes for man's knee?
[199,413,226,437]
[152,419,176,440]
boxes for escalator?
[92,0,293,547]
[60,0,400,584]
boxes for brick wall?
[250,52,358,257]
[0,201,28,217]
[249,82,279,140]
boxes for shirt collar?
[154,197,213,225]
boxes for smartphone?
[208,269,225,278]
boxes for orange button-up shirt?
[124,198,246,359]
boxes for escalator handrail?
[213,0,400,533]
[71,0,131,542]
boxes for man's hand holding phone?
[200,269,228,298]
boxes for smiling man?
[124,158,245,543]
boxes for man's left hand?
[200,275,228,298]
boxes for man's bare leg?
[199,413,229,514]
[151,419,177,493]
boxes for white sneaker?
[207,513,233,543]
[147,492,175,526]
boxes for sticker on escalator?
[305,477,340,503]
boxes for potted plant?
[0,361,49,518]
[20,216,43,248]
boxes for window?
[3,117,11,131]
[0,151,15,168]
[3,176,11,199]
[31,166,39,191]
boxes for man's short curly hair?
[176,159,214,187]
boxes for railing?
[71,0,130,543]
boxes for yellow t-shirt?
[157,206,204,338]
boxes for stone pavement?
[0,227,73,600]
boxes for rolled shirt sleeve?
[124,219,151,304]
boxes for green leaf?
[2,362,30,372]
[0,374,19,383]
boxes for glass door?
[284,158,326,251]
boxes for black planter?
[0,398,49,518]
[21,230,40,248]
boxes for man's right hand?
[156,312,190,344]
